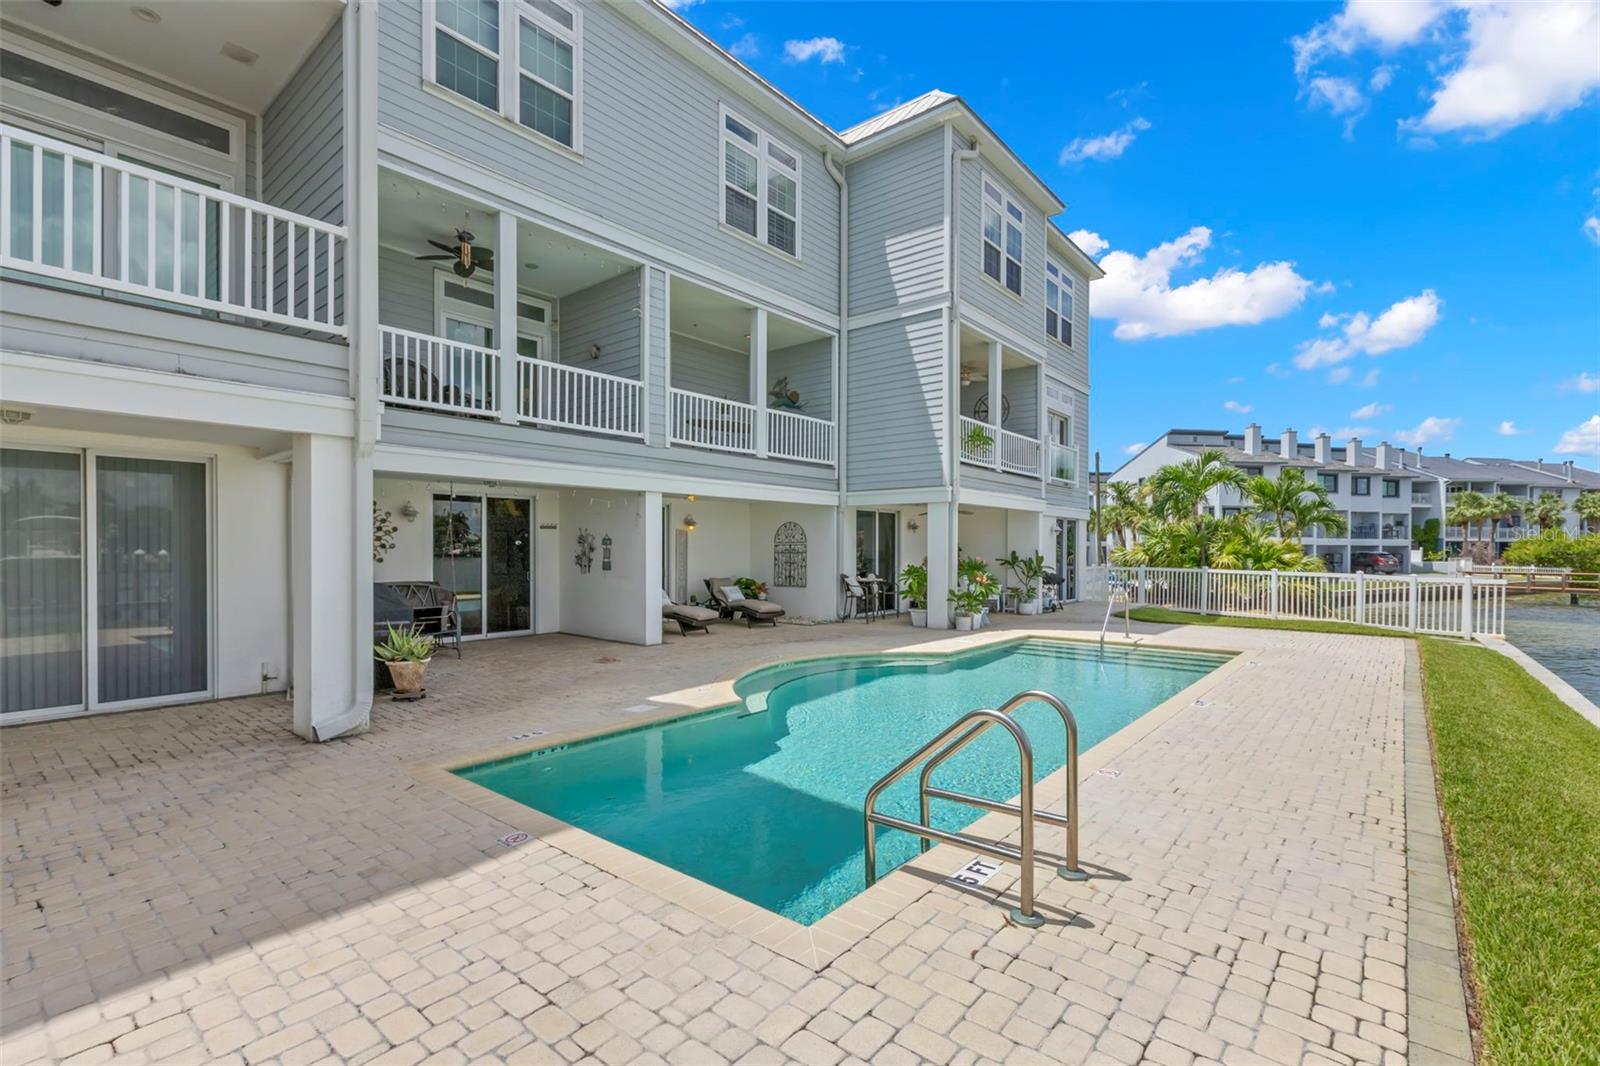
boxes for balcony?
[1411,490,1431,505]
[959,417,1042,477]
[2,125,345,336]
[1050,442,1079,485]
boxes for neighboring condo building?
[0,1,1100,732]
[1113,426,1599,572]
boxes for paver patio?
[2,610,1458,1065]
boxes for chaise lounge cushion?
[663,602,720,624]
[739,599,785,617]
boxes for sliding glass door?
[433,492,533,638]
[1,448,210,720]
[855,510,899,609]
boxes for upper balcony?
[1,4,349,394]
[954,325,1062,487]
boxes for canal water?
[1501,596,1600,705]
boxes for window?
[1241,466,1263,478]
[435,272,550,363]
[1319,473,1339,493]
[1383,479,1400,498]
[719,107,800,257]
[1352,476,1371,496]
[981,176,1022,295]
[427,0,580,150]
[1049,411,1071,446]
[1045,261,1074,346]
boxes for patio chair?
[841,573,872,621]
[662,590,719,636]
[375,581,463,657]
[704,578,787,627]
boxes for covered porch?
[956,325,1044,480]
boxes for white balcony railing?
[959,416,996,466]
[518,357,645,440]
[2,124,346,335]
[671,388,756,454]
[1050,443,1079,485]
[999,429,1040,476]
[380,326,499,416]
[768,408,835,465]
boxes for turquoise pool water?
[457,639,1228,924]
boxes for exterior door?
[433,494,484,635]
[854,511,899,608]
[1,448,84,717]
[484,497,532,635]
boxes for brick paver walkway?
[3,614,1424,1064]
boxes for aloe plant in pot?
[375,624,436,696]
[899,561,929,627]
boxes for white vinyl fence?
[1088,566,1507,638]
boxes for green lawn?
[1122,606,1405,638]
[1418,637,1600,1065]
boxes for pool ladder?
[1099,575,1132,652]
[862,690,1089,928]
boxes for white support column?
[1037,362,1048,484]
[496,211,519,424]
[986,339,1002,470]
[926,500,956,628]
[291,433,365,741]
[751,307,768,458]
[641,491,663,645]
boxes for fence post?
[1137,567,1148,606]
[1355,571,1367,625]
[1269,570,1279,619]
[1200,568,1211,615]
[1408,575,1419,632]
[1461,577,1474,639]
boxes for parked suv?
[1351,551,1401,574]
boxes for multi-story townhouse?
[0,1,1100,735]
[1113,425,1599,571]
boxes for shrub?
[1501,533,1600,572]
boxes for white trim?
[718,104,801,261]
[1045,257,1075,349]
[430,269,552,353]
[429,488,537,639]
[846,297,950,331]
[0,350,355,437]
[955,305,1084,387]
[374,442,839,506]
[956,486,1047,513]
[377,129,840,332]
[846,487,953,507]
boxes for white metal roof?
[838,90,957,144]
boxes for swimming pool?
[457,639,1228,925]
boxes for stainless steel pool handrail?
[916,690,1087,882]
[1100,576,1131,652]
[864,708,1045,926]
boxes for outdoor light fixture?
[906,518,920,532]
[399,501,419,522]
[683,515,697,531]
[0,408,32,426]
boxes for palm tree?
[1148,448,1248,522]
[1098,481,1152,550]
[1242,468,1349,540]
[1446,491,1490,557]
[1211,520,1323,571]
[1529,491,1567,533]
[1484,492,1523,550]
[1576,490,1600,534]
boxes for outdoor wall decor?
[373,500,398,563]
[574,529,596,573]
[773,521,807,587]
[971,394,1011,424]
[768,376,805,411]
[674,530,689,602]
[601,534,613,571]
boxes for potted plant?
[948,584,988,631]
[735,577,769,600]
[1003,551,1047,615]
[899,562,929,626]
[956,556,994,626]
[962,422,994,455]
[375,624,436,696]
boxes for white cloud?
[728,33,760,60]
[1067,229,1109,257]
[1308,76,1366,115]
[1561,370,1599,393]
[1223,400,1254,414]
[1553,414,1600,456]
[1266,362,1293,379]
[1328,367,1352,384]
[783,37,846,64]
[1394,416,1461,446]
[1088,227,1316,340]
[658,0,703,9]
[1497,420,1531,436]
[1584,216,1600,245]
[1351,402,1391,419]
[1359,369,1382,387]
[1369,65,1396,91]
[1123,442,1147,455]
[1293,0,1445,74]
[1333,425,1378,439]
[1059,117,1151,164]
[1293,290,1442,368]
[1409,2,1600,138]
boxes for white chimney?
[1314,433,1331,464]
[1346,436,1363,465]
[1243,423,1262,455]
[1375,442,1392,470]
[1565,460,1575,483]
[1279,428,1298,460]
[1416,446,1425,469]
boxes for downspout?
[825,151,847,612]
[947,137,979,493]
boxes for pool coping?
[405,629,1255,970]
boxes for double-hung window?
[1382,479,1400,498]
[720,107,800,257]
[428,0,580,150]
[1352,476,1371,496]
[1319,473,1339,493]
[1046,260,1074,346]
[981,176,1023,295]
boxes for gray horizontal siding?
[670,335,748,401]
[377,0,838,314]
[1042,255,1089,385]
[957,163,1045,348]
[1045,381,1090,512]
[378,246,435,334]
[846,310,946,491]
[646,266,667,445]
[962,467,1043,500]
[381,407,836,491]
[846,128,946,315]
[1,280,348,395]
[769,337,830,420]
[262,22,344,226]
[559,271,641,378]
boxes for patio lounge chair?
[373,581,463,657]
[662,591,720,636]
[704,578,786,627]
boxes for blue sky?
[667,0,1600,469]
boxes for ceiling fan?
[416,228,495,278]
[959,363,988,386]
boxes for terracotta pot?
[386,658,430,694]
